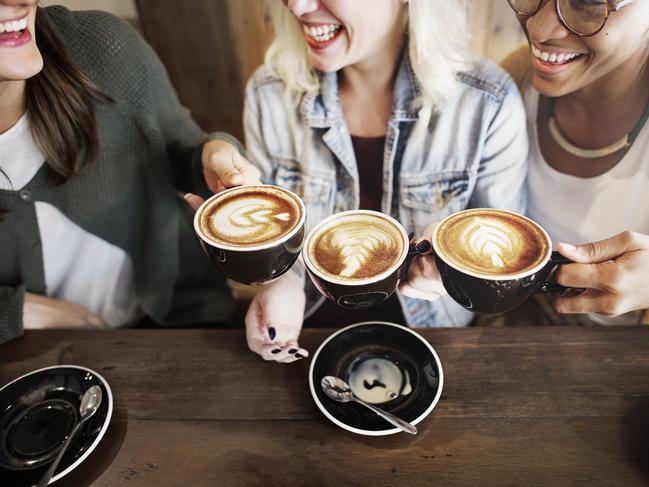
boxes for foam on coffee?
[198,186,302,248]
[306,212,405,282]
[434,209,550,277]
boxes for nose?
[285,0,320,17]
[526,0,570,44]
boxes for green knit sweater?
[0,6,237,343]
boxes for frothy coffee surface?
[307,212,404,281]
[199,186,301,247]
[435,209,549,277]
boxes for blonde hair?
[263,0,469,110]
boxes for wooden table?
[1,327,649,486]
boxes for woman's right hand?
[245,271,308,363]
[201,139,262,193]
[23,293,105,329]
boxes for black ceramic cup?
[302,210,420,310]
[194,185,306,285]
[432,208,572,314]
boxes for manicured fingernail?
[288,348,297,354]
[268,327,276,340]
[415,240,431,253]
[271,348,282,354]
[408,232,415,241]
[295,353,304,359]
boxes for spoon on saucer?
[320,376,417,435]
[37,385,103,487]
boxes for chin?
[0,55,43,81]
[531,75,572,98]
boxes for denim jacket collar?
[299,51,421,128]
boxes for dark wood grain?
[1,327,648,486]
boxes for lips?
[0,27,31,48]
[0,15,31,48]
[302,22,343,50]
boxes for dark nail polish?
[415,240,431,253]
[408,232,415,241]
[268,327,276,340]
[288,348,297,354]
[294,353,304,359]
[271,348,282,354]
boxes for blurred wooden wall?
[134,0,524,142]
[134,0,273,141]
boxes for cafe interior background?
[42,0,526,143]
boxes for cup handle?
[398,241,429,281]
[535,251,573,294]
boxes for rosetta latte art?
[322,224,400,278]
[464,219,515,269]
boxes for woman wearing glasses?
[503,0,649,324]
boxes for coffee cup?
[194,185,306,284]
[302,210,419,310]
[431,208,571,314]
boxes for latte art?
[465,219,517,269]
[198,186,302,247]
[307,212,406,282]
[435,209,550,277]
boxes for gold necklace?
[547,96,649,159]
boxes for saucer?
[309,321,443,436]
[0,365,113,486]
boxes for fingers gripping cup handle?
[535,251,574,294]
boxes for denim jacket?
[243,53,528,327]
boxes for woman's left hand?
[398,224,447,302]
[554,231,649,316]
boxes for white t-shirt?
[524,88,649,325]
[0,114,138,327]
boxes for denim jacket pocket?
[400,171,471,231]
[273,158,334,231]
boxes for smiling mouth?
[531,45,586,66]
[302,23,343,45]
[0,16,28,35]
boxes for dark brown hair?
[25,7,112,181]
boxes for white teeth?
[0,17,27,33]
[532,45,582,64]
[302,23,341,42]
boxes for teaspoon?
[320,376,417,435]
[37,385,103,487]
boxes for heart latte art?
[198,186,302,247]
[435,209,550,277]
[307,212,405,281]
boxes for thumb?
[557,231,640,264]
[183,193,205,212]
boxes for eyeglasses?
[507,0,636,37]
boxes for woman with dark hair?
[0,0,256,343]
[501,0,649,325]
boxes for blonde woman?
[203,0,529,362]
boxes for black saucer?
[309,322,443,436]
[0,366,113,486]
